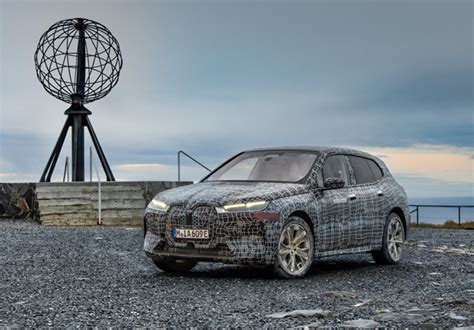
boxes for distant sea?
[408,197,474,225]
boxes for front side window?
[322,155,350,187]
[205,151,317,183]
[348,156,378,184]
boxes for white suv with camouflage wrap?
[144,146,410,278]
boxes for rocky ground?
[0,221,472,328]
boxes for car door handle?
[377,190,384,196]
[348,194,357,201]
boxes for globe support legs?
[39,104,115,182]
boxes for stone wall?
[0,183,37,219]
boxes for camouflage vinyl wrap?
[144,146,410,265]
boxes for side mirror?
[324,177,345,189]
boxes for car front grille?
[165,205,217,247]
[167,205,217,228]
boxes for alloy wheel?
[278,223,312,275]
[387,217,404,261]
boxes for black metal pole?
[40,117,70,182]
[84,116,115,181]
[70,18,87,181]
[71,114,85,181]
[75,18,86,97]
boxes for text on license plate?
[172,228,209,239]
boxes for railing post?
[62,157,69,182]
[416,206,419,226]
[176,150,211,182]
[90,146,92,182]
[458,206,461,226]
[91,148,102,225]
[98,177,101,225]
[178,151,181,182]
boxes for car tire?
[273,216,314,279]
[152,257,198,273]
[372,212,405,264]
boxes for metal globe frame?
[35,18,123,182]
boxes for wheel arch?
[389,207,407,235]
[289,210,315,235]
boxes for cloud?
[110,144,474,199]
[0,0,472,200]
[0,172,16,177]
[357,144,474,197]
[117,163,166,169]
[113,163,210,183]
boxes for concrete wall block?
[94,199,146,210]
[37,190,145,201]
[101,209,145,219]
[36,199,91,207]
[2,181,193,226]
[41,217,98,226]
[93,191,145,201]
[40,204,95,215]
[41,212,97,226]
[41,212,96,220]
[100,217,142,226]
[37,191,98,200]
[36,185,98,194]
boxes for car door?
[316,154,355,252]
[346,155,385,248]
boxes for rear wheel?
[152,257,198,273]
[274,216,314,278]
[372,213,405,264]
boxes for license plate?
[172,228,209,239]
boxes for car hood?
[155,181,308,207]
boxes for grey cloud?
[0,0,472,194]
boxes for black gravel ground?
[0,221,472,328]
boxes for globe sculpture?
[34,18,123,182]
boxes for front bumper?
[143,208,280,265]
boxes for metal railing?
[62,156,70,182]
[410,204,474,226]
[177,150,211,182]
[90,146,102,225]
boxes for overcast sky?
[0,0,472,198]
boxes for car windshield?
[205,151,318,183]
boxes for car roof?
[243,146,372,156]
[242,146,387,170]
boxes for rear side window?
[322,155,350,187]
[348,156,376,184]
[367,159,383,180]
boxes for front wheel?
[274,216,314,278]
[152,257,198,273]
[372,213,405,264]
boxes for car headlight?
[147,198,169,212]
[216,200,269,213]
